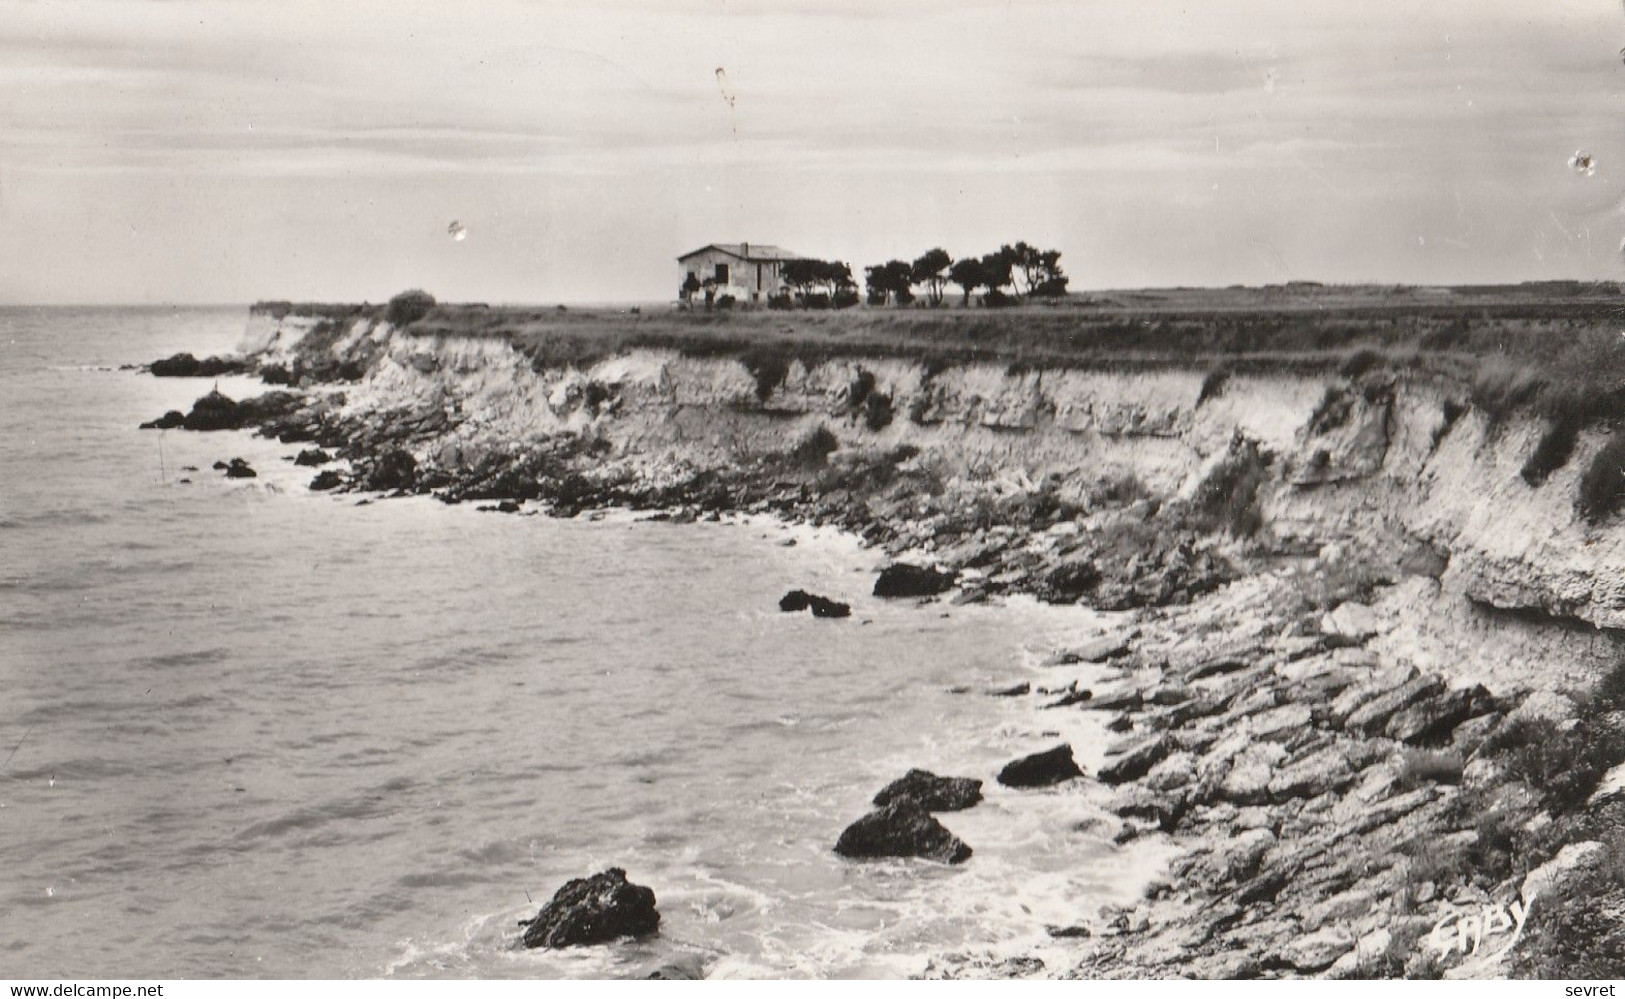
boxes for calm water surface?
[0,307,1150,979]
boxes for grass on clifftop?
[259,285,1625,437]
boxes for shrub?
[1196,367,1231,407]
[861,391,893,432]
[1481,715,1621,813]
[1396,748,1465,789]
[1338,347,1384,378]
[385,289,436,326]
[1577,434,1625,524]
[1521,417,1580,486]
[766,293,793,311]
[740,348,792,402]
[1185,437,1269,537]
[788,425,839,466]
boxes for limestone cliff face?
[242,312,1625,682]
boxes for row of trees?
[866,243,1069,307]
[680,242,1070,310]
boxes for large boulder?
[309,470,344,491]
[294,448,332,467]
[873,563,957,598]
[363,448,417,491]
[997,744,1083,788]
[873,769,983,811]
[834,799,972,864]
[520,868,660,949]
[223,458,256,479]
[181,390,241,431]
[149,352,202,377]
[778,589,851,618]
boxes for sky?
[2,0,1623,304]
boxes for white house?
[677,243,801,302]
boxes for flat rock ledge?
[520,868,660,949]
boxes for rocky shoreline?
[136,314,1625,978]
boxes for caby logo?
[1427,895,1533,960]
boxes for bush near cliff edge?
[385,289,436,327]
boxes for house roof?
[677,243,802,262]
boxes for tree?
[980,250,1013,296]
[911,248,952,307]
[782,258,826,300]
[1001,242,1068,298]
[680,273,702,303]
[864,260,916,305]
[948,257,986,306]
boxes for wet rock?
[988,681,1030,697]
[1042,686,1093,709]
[997,744,1083,788]
[309,470,344,491]
[1081,688,1143,712]
[645,955,710,980]
[1056,634,1133,664]
[294,448,332,467]
[872,562,957,598]
[778,589,851,618]
[1046,923,1093,939]
[139,410,186,430]
[872,769,983,812]
[1098,735,1175,785]
[223,458,256,479]
[181,390,241,431]
[834,799,972,864]
[363,448,416,491]
[520,867,660,949]
[151,352,251,378]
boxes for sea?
[0,306,1159,979]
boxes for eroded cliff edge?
[155,304,1625,976]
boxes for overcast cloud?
[1,0,1621,303]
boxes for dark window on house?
[715,263,730,284]
[756,264,763,290]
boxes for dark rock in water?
[260,363,294,386]
[808,595,851,618]
[520,867,660,949]
[645,955,710,979]
[211,460,229,470]
[496,500,521,513]
[873,562,957,598]
[139,410,186,430]
[873,769,983,811]
[1097,736,1174,785]
[150,352,202,377]
[997,744,1083,788]
[1042,686,1094,709]
[363,448,416,491]
[294,448,332,467]
[309,470,343,491]
[1047,924,1093,939]
[989,681,1031,697]
[834,799,972,864]
[181,390,240,431]
[778,589,851,618]
[223,458,256,479]
[151,353,252,378]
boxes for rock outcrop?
[872,769,983,811]
[834,799,973,864]
[520,868,660,949]
[997,745,1084,788]
[873,563,957,598]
